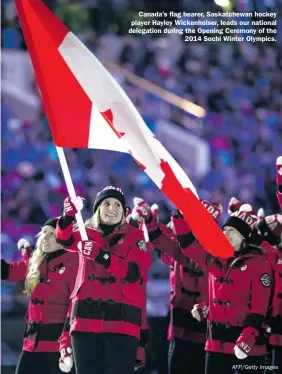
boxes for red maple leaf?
[100,109,125,138]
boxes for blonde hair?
[85,206,125,232]
[24,226,54,295]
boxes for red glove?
[77,240,101,260]
[227,197,243,215]
[234,327,259,359]
[63,196,84,217]
[132,197,152,223]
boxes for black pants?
[205,351,265,374]
[15,351,71,374]
[72,332,138,374]
[264,346,282,374]
[147,315,170,374]
[168,338,206,374]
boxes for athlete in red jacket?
[148,204,272,374]
[55,186,152,374]
[171,204,273,374]
[257,213,282,374]
[1,218,78,374]
[131,199,221,374]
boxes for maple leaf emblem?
[100,109,125,138]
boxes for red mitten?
[63,196,84,217]
[17,239,33,262]
[234,327,259,359]
[77,240,101,260]
[227,197,243,215]
[59,331,74,373]
[132,197,152,223]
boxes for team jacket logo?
[137,240,147,251]
[260,273,272,288]
[82,241,93,256]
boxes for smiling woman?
[55,186,152,374]
[1,218,78,374]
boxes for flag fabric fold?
[15,0,234,258]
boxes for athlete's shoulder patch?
[260,273,272,288]
[137,240,147,251]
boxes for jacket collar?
[46,249,66,263]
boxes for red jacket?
[3,250,78,352]
[263,241,282,347]
[163,217,273,356]
[56,221,152,340]
[149,222,208,344]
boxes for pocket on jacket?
[121,282,142,307]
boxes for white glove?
[234,345,248,360]
[59,347,74,373]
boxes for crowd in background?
[1,0,282,369]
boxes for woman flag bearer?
[55,186,152,374]
[1,218,78,374]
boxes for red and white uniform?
[56,221,152,340]
[2,250,78,352]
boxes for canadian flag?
[15,0,233,258]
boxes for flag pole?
[56,146,88,241]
